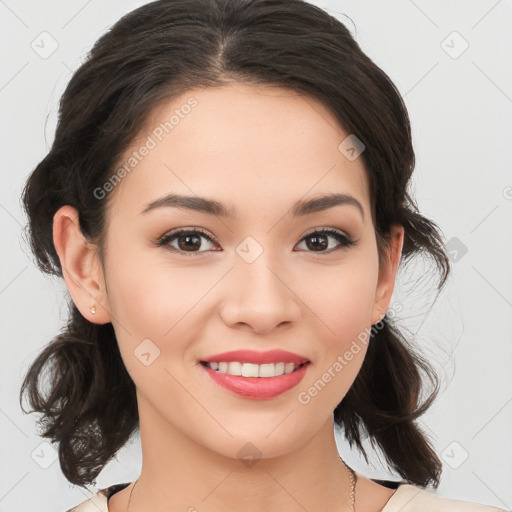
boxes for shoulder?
[382,483,510,512]
[64,483,131,512]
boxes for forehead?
[106,83,371,223]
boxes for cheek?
[104,245,225,379]
[292,264,378,414]
[105,259,199,403]
[295,257,379,344]
[103,246,183,366]
[105,244,199,334]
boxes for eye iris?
[178,233,202,251]
[306,233,328,251]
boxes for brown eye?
[157,228,219,254]
[296,229,355,253]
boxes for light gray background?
[1,1,511,511]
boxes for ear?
[52,205,111,325]
[370,224,404,325]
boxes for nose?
[219,250,301,335]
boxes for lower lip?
[200,362,310,399]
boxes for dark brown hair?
[20,0,450,489]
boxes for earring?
[90,305,96,314]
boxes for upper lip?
[201,349,310,365]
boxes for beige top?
[65,481,509,512]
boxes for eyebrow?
[142,192,365,220]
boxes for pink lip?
[200,361,310,400]
[200,349,309,365]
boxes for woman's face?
[93,83,402,459]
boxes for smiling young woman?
[19,1,507,512]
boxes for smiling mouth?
[200,360,310,378]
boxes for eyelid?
[301,226,351,239]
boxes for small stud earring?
[90,305,96,314]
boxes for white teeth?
[284,362,295,374]
[204,361,302,377]
[228,361,242,375]
[241,363,259,377]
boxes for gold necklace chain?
[127,457,357,511]
[342,457,358,511]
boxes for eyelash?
[155,227,356,256]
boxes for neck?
[126,396,356,512]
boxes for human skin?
[53,82,404,511]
